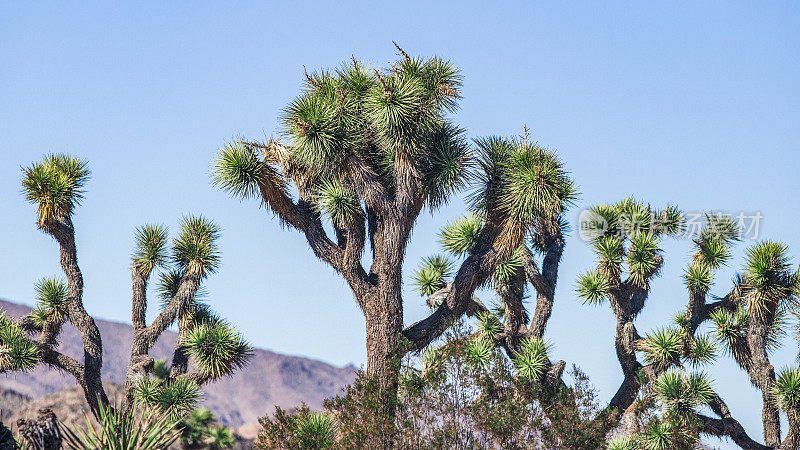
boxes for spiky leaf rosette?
[313,178,362,228]
[153,359,170,382]
[683,262,712,294]
[500,142,578,234]
[743,241,796,319]
[653,204,685,237]
[492,245,525,284]
[475,311,503,340]
[699,213,740,245]
[439,215,483,256]
[637,328,682,371]
[774,367,800,414]
[686,333,718,367]
[132,224,169,277]
[641,420,676,450]
[0,314,39,372]
[615,197,653,238]
[411,255,454,296]
[182,323,253,379]
[212,140,270,200]
[579,203,620,242]
[157,269,209,305]
[61,400,180,450]
[593,235,624,277]
[576,270,610,305]
[293,412,337,449]
[21,154,90,227]
[694,238,732,270]
[172,216,221,279]
[627,233,661,287]
[135,378,202,420]
[513,337,550,381]
[710,307,751,367]
[654,370,714,420]
[33,277,68,325]
[422,121,470,210]
[464,338,493,370]
[207,426,236,450]
[606,435,639,450]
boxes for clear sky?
[1,2,798,447]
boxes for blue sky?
[1,2,798,447]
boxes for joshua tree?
[211,45,577,408]
[0,154,252,419]
[420,197,800,448]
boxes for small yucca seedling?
[513,337,550,381]
[637,328,682,371]
[182,322,253,380]
[575,270,610,305]
[61,401,180,450]
[293,412,337,449]
[773,367,800,413]
[438,215,483,256]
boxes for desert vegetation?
[2,47,799,449]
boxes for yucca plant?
[211,46,577,426]
[293,412,337,449]
[5,155,252,421]
[61,402,180,450]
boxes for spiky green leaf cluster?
[576,270,610,305]
[0,314,39,372]
[411,255,454,296]
[627,233,660,287]
[207,426,236,450]
[464,338,493,370]
[654,370,714,417]
[773,367,800,413]
[743,241,796,318]
[423,122,470,210]
[686,333,718,367]
[181,322,253,379]
[593,235,624,277]
[133,224,169,277]
[293,412,337,449]
[211,140,267,200]
[421,346,446,383]
[475,311,503,340]
[313,178,362,228]
[172,216,221,279]
[21,154,90,226]
[439,215,483,256]
[134,378,202,420]
[61,400,180,450]
[638,328,682,371]
[605,435,638,450]
[492,245,526,284]
[32,277,68,325]
[513,337,550,381]
[683,262,712,293]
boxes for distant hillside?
[0,299,356,428]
